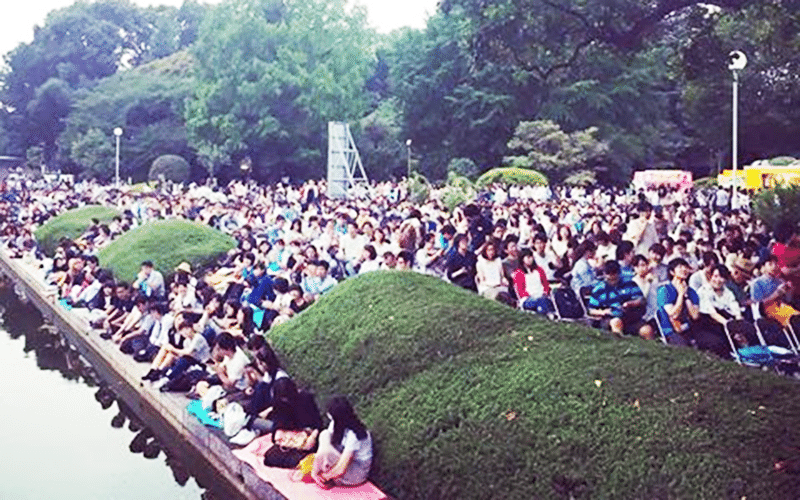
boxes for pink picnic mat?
[232,435,388,500]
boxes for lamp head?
[113,127,123,137]
[729,51,747,71]
[406,139,412,147]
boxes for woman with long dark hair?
[310,396,373,488]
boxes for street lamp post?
[406,139,412,178]
[113,127,123,188]
[729,51,747,210]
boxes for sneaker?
[229,428,257,446]
[99,331,113,340]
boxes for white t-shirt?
[698,284,741,318]
[328,420,373,464]
[224,347,250,390]
[476,256,504,292]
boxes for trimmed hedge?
[148,154,190,183]
[272,271,800,500]
[34,205,120,255]
[476,167,548,187]
[97,219,235,282]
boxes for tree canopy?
[185,0,377,182]
[0,0,797,185]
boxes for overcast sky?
[0,0,439,59]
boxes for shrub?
[97,219,235,281]
[148,154,190,183]
[272,271,800,500]
[447,157,479,178]
[476,167,548,187]
[407,172,431,205]
[752,182,800,231]
[440,172,476,212]
[34,206,120,255]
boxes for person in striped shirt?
[587,260,651,338]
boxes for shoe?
[229,428,257,446]
[141,369,157,381]
[99,331,113,340]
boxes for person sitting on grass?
[308,396,373,489]
[512,248,553,315]
[656,258,700,346]
[446,234,477,291]
[476,239,509,301]
[587,260,650,338]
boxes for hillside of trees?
[0,0,798,185]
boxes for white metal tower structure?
[327,121,369,199]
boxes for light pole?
[113,127,123,188]
[405,139,412,178]
[729,51,747,209]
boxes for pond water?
[0,286,206,500]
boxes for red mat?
[232,435,388,500]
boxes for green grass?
[271,271,800,499]
[97,219,235,282]
[34,205,121,255]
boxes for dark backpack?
[553,287,585,320]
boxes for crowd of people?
[1,174,799,487]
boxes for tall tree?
[0,0,157,161]
[58,51,196,182]
[185,0,376,182]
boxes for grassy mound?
[34,205,120,255]
[476,167,548,187]
[271,271,800,500]
[97,220,235,282]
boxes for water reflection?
[0,283,208,500]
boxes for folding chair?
[724,319,761,365]
[654,308,670,345]
[755,317,795,352]
[552,286,587,322]
[785,315,800,352]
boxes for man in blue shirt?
[587,260,649,337]
[656,258,700,346]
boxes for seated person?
[249,377,323,436]
[209,331,251,393]
[98,282,135,335]
[133,260,165,299]
[587,260,650,337]
[751,254,799,327]
[446,234,477,291]
[108,295,149,342]
[695,264,742,358]
[512,248,553,315]
[145,320,211,386]
[656,258,700,346]
[309,396,373,488]
[476,240,509,301]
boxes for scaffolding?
[326,122,368,199]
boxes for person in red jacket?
[513,248,554,315]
